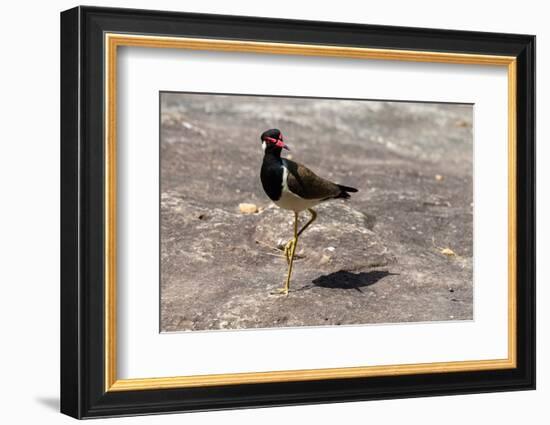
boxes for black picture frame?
[60,5,535,419]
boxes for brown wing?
[284,159,341,200]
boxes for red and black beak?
[275,139,289,150]
[264,136,290,150]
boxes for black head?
[260,128,289,153]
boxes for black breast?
[260,155,283,201]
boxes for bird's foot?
[270,287,289,296]
[283,239,295,264]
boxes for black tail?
[335,184,358,199]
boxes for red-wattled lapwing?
[260,129,358,295]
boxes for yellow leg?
[283,239,295,265]
[272,211,299,295]
[298,208,317,237]
[282,208,317,264]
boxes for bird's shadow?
[298,270,397,293]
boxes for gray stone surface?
[160,93,473,332]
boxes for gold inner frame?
[104,33,517,392]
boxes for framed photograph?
[60,6,535,419]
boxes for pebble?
[319,254,331,265]
[441,248,456,256]
[239,203,258,214]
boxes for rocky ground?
[160,93,473,332]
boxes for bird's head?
[261,128,289,152]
